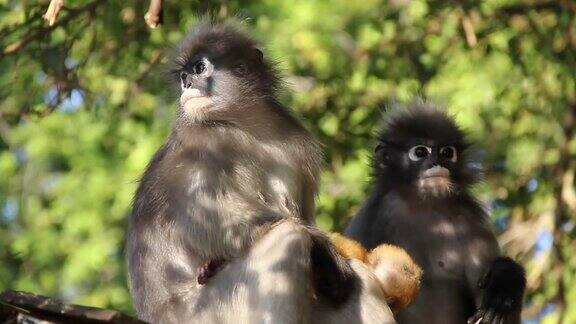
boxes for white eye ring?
[408,145,432,161]
[440,146,458,162]
[190,57,213,77]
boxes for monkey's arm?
[185,187,355,303]
[178,182,285,260]
[464,223,526,324]
[183,220,314,324]
[467,257,526,324]
[344,192,386,249]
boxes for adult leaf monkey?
[127,21,412,323]
[346,102,526,324]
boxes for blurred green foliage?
[0,0,575,322]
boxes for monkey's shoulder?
[381,191,487,222]
[351,191,494,244]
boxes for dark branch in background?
[135,50,164,85]
[0,0,104,59]
[499,1,562,15]
[0,115,12,147]
[0,290,146,323]
[0,10,44,41]
[551,102,576,324]
[144,0,163,29]
[43,0,64,26]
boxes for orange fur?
[329,233,422,313]
[329,233,368,261]
[367,244,422,312]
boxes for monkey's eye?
[192,60,206,75]
[440,146,457,162]
[408,145,431,161]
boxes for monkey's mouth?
[180,88,213,111]
[419,166,451,188]
[180,88,205,105]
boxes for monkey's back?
[346,189,499,324]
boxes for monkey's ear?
[251,48,264,63]
[374,143,391,167]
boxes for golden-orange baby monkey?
[330,233,422,313]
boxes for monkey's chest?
[397,217,474,279]
[183,156,301,218]
[423,233,467,279]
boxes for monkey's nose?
[180,72,193,89]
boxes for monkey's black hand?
[468,257,526,324]
[197,259,226,285]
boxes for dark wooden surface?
[0,290,146,324]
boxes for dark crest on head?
[374,101,481,198]
[169,20,280,100]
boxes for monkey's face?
[179,57,249,122]
[375,103,479,199]
[179,57,216,119]
[175,48,269,123]
[377,140,465,198]
[408,142,459,198]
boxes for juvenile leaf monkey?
[346,102,526,324]
[127,21,406,324]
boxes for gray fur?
[128,21,394,324]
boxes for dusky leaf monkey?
[345,102,526,324]
[127,20,407,324]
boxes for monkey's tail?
[308,229,358,308]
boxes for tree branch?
[0,115,12,146]
[551,102,576,324]
[461,14,477,48]
[144,0,163,29]
[0,0,104,59]
[499,1,562,15]
[43,0,64,26]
